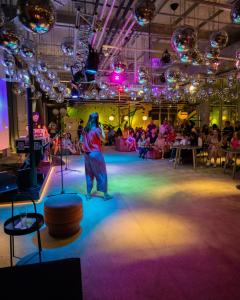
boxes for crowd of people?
[49,117,240,168]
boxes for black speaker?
[0,258,83,300]
[0,171,17,194]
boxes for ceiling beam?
[156,0,170,13]
[173,1,201,26]
[197,9,224,29]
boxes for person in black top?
[235,120,240,132]
[223,121,234,142]
[147,120,157,133]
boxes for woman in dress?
[82,112,112,200]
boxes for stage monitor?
[0,79,9,150]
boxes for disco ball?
[112,58,127,74]
[1,51,15,68]
[20,81,31,89]
[56,95,64,103]
[61,38,74,56]
[171,25,197,53]
[18,69,31,84]
[28,64,39,76]
[49,90,57,100]
[205,46,220,60]
[0,9,5,28]
[52,79,60,87]
[191,49,204,66]
[91,89,98,98]
[165,66,180,84]
[63,63,71,71]
[40,82,51,92]
[99,90,107,99]
[231,0,240,24]
[4,67,15,76]
[134,0,156,26]
[179,51,192,63]
[58,84,66,93]
[36,74,45,84]
[17,0,55,34]
[37,60,48,72]
[0,29,20,52]
[206,77,215,84]
[109,89,117,98]
[84,90,91,100]
[20,40,35,59]
[210,31,228,49]
[47,70,57,80]
[130,91,137,99]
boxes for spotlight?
[110,72,124,84]
[85,45,99,75]
[124,116,129,121]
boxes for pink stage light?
[110,72,125,84]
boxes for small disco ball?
[191,49,204,66]
[37,60,48,72]
[40,82,51,93]
[36,74,45,84]
[1,51,15,68]
[109,89,117,98]
[20,41,35,59]
[28,64,39,76]
[61,38,74,56]
[210,31,228,49]
[134,0,156,26]
[63,63,71,71]
[49,90,57,100]
[171,25,197,53]
[4,67,16,76]
[205,46,220,60]
[112,59,127,74]
[35,91,42,99]
[179,51,192,63]
[231,0,240,24]
[47,70,57,80]
[91,89,98,98]
[20,81,31,89]
[17,0,55,34]
[84,90,91,100]
[0,29,20,52]
[18,69,31,84]
[58,84,66,93]
[56,94,64,103]
[99,90,107,99]
[236,59,240,70]
[52,78,60,87]
[0,9,5,28]
[63,87,71,97]
[165,66,180,84]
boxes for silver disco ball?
[205,46,220,60]
[56,94,64,103]
[165,66,181,84]
[0,29,20,53]
[179,51,192,64]
[0,9,5,28]
[13,85,25,96]
[61,38,74,56]
[63,63,71,71]
[36,74,45,84]
[1,51,15,68]
[58,83,66,92]
[52,78,60,87]
[134,0,156,26]
[40,81,51,92]
[37,60,48,72]
[18,69,31,84]
[29,64,39,76]
[231,0,240,24]
[17,0,55,34]
[4,67,16,76]
[171,25,197,53]
[191,49,204,66]
[112,57,127,74]
[47,70,57,80]
[20,40,35,59]
[210,31,228,49]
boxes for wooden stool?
[44,194,83,238]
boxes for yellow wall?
[64,103,153,139]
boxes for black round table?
[4,213,44,266]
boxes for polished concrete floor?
[1,149,240,300]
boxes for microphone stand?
[48,130,77,197]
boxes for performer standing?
[82,112,112,200]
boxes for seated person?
[138,132,149,159]
[126,131,137,151]
[206,129,221,167]
[148,129,158,147]
[62,133,76,154]
[153,133,166,159]
[225,131,240,165]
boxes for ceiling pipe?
[105,0,135,45]
[95,0,117,52]
[100,13,133,67]
[91,0,108,47]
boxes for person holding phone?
[82,112,112,200]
